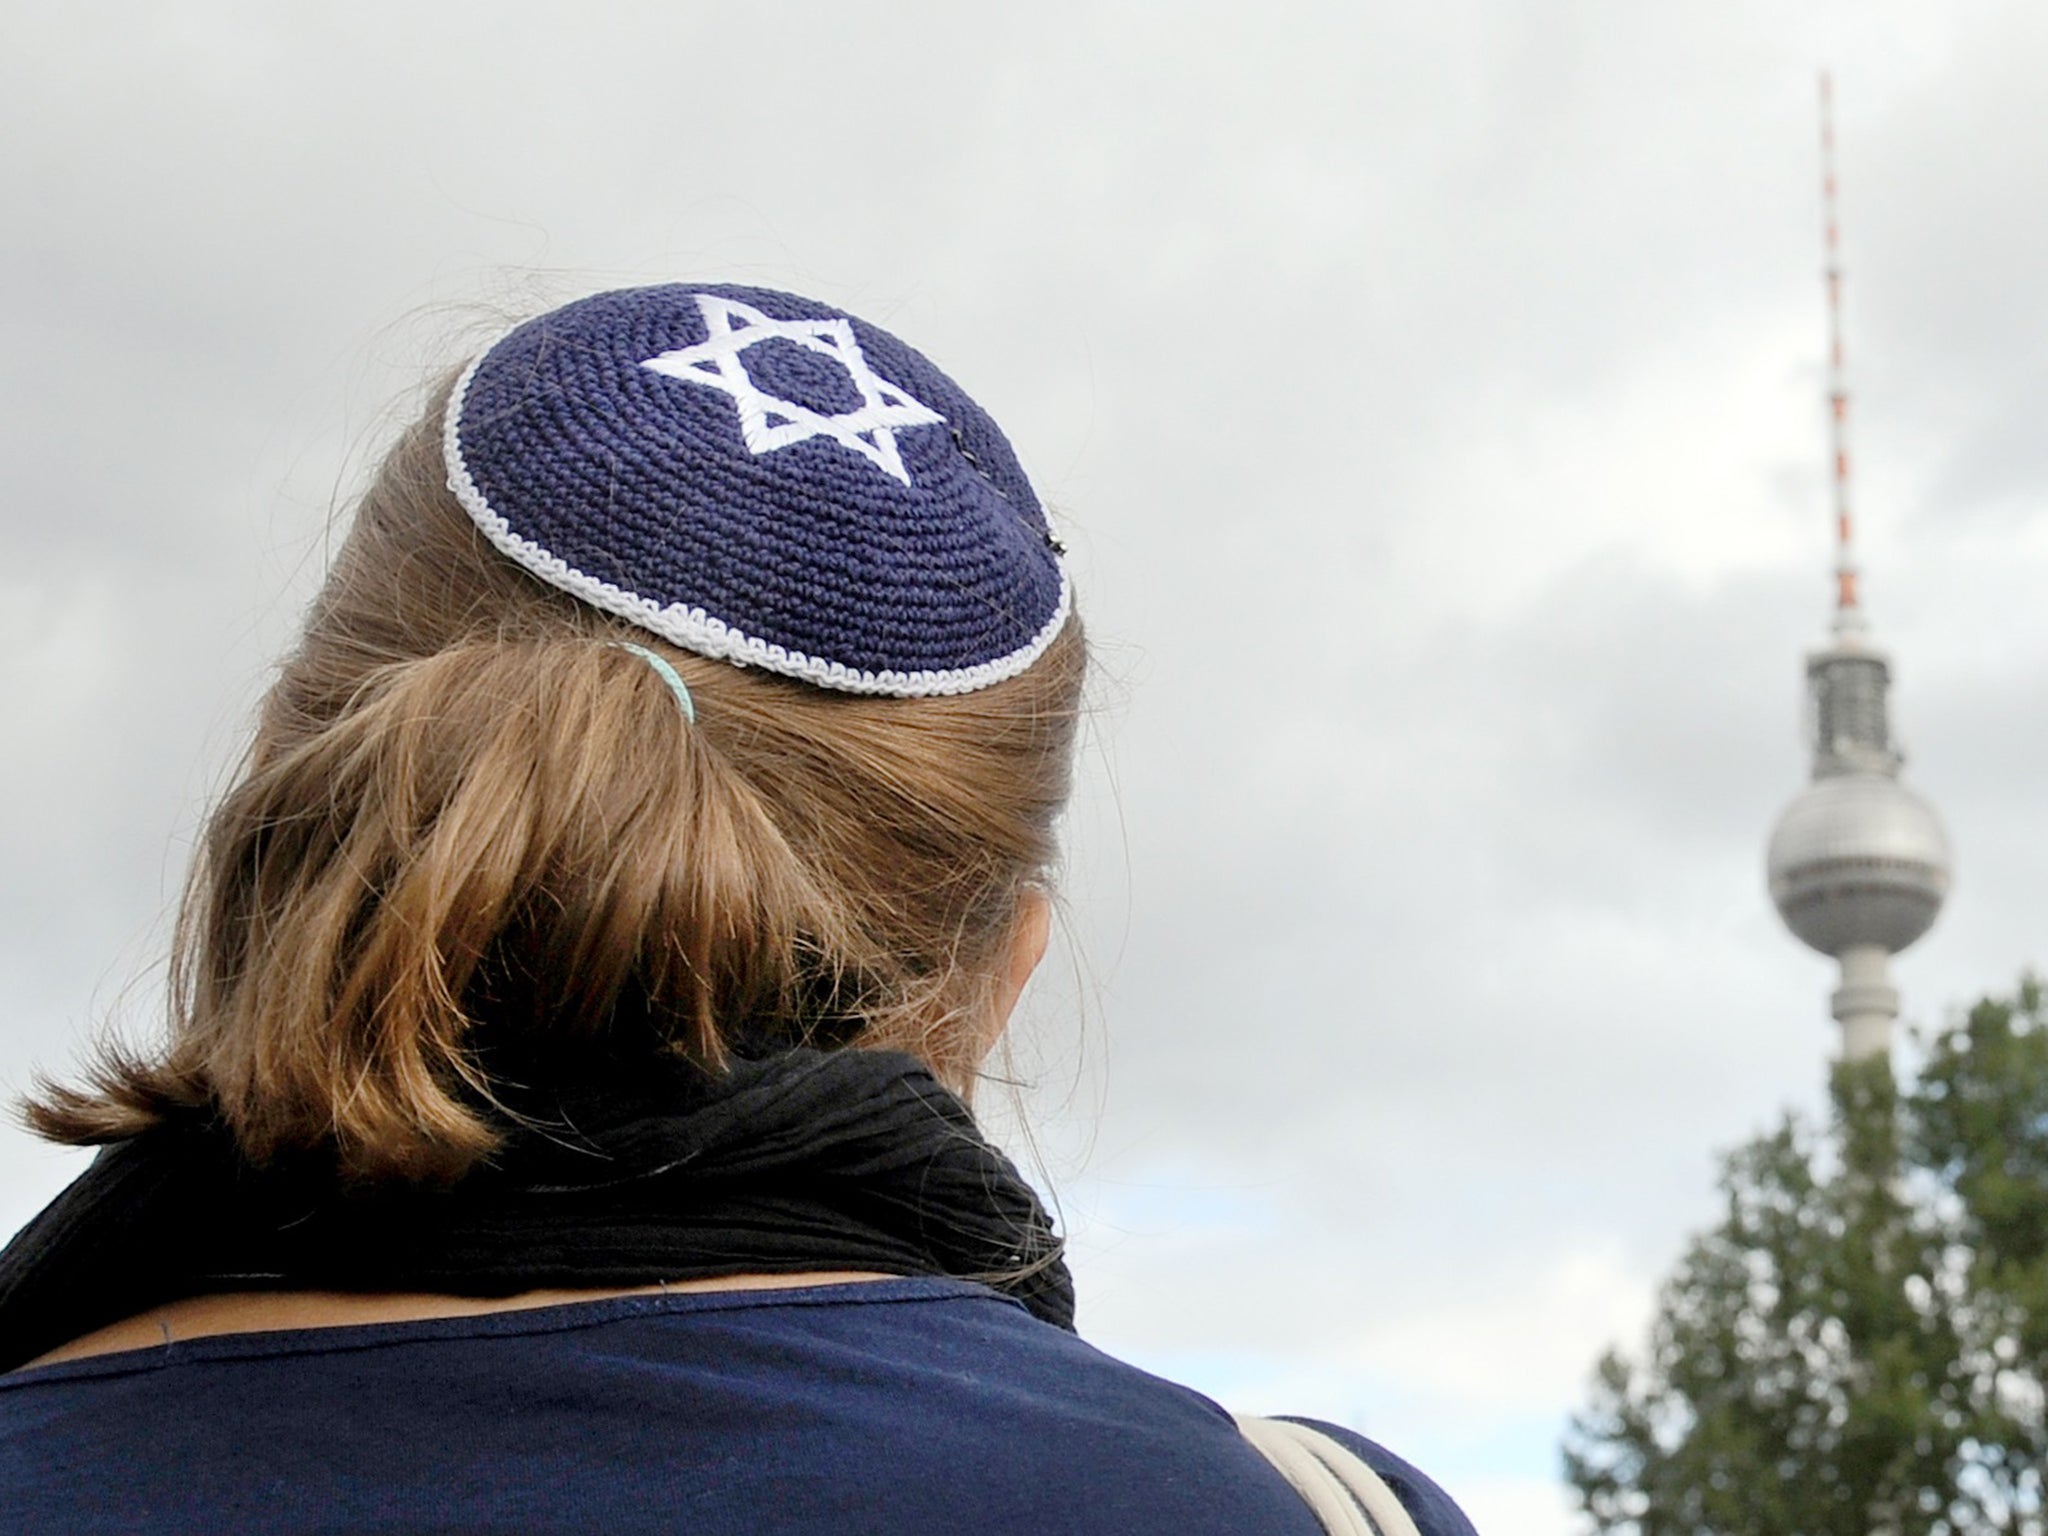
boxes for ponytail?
[36,641,850,1180]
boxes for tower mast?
[1819,72,1866,641]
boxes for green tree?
[1565,981,2048,1534]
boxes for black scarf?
[0,1047,1074,1374]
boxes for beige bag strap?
[1234,1414,1425,1536]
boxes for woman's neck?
[21,1272,898,1372]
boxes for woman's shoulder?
[844,1285,1480,1534]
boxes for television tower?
[1765,73,1952,1063]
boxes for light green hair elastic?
[608,641,696,723]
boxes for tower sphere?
[1766,772,1951,957]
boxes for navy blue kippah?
[443,284,1069,696]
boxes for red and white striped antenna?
[1819,71,1867,639]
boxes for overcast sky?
[6,4,2047,1530]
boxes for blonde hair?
[29,389,1085,1182]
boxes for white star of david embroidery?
[641,294,946,486]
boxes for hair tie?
[608,641,696,723]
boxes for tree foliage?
[1566,980,2048,1534]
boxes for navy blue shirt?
[0,1278,1477,1534]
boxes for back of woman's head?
[30,284,1083,1182]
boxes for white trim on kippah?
[441,353,1072,699]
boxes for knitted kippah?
[443,284,1070,696]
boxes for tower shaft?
[1833,944,1899,1063]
